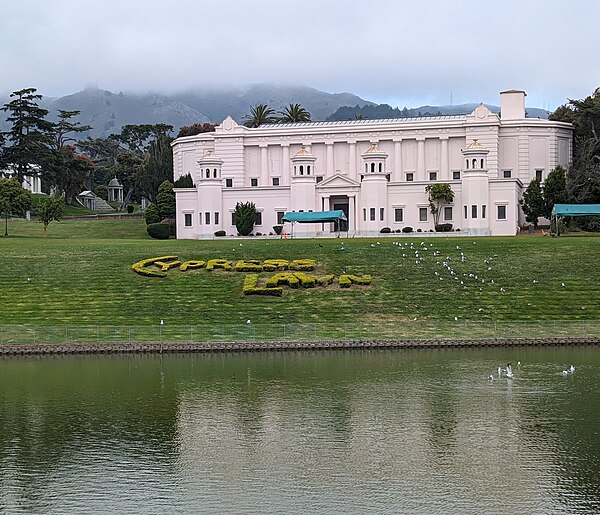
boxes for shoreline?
[1,337,598,356]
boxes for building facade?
[173,90,572,238]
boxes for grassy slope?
[1,218,599,330]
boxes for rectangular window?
[380,208,385,221]
[453,171,461,180]
[363,208,367,222]
[184,213,192,227]
[406,172,414,182]
[272,177,280,186]
[497,205,507,220]
[225,178,233,187]
[419,207,428,222]
[503,170,512,178]
[464,205,467,219]
[277,211,284,225]
[444,206,453,221]
[251,178,258,187]
[535,169,543,182]
[255,212,262,225]
[214,212,219,225]
[231,213,236,225]
[369,208,376,221]
[394,208,404,223]
[471,205,477,219]
[429,171,438,181]
[205,212,211,225]
[482,205,486,219]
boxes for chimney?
[500,90,526,120]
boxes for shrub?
[242,274,283,297]
[402,226,413,233]
[214,230,226,237]
[339,274,373,288]
[395,229,402,233]
[131,255,178,277]
[161,218,176,236]
[435,223,453,232]
[234,201,257,236]
[146,223,171,239]
[273,225,283,235]
[455,228,461,231]
[126,204,134,214]
[144,203,161,225]
[417,228,422,232]
[380,227,391,233]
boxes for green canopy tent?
[551,204,600,235]
[282,210,348,238]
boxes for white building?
[173,90,572,238]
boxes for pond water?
[1,346,599,514]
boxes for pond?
[1,346,599,514]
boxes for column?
[260,145,268,186]
[348,142,356,179]
[394,140,402,182]
[349,195,356,231]
[281,144,290,185]
[417,138,425,181]
[440,137,449,180]
[326,141,334,176]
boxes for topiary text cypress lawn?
[1,218,599,327]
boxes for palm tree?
[277,103,312,123]
[243,104,277,128]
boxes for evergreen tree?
[520,178,546,229]
[277,103,311,123]
[173,173,195,188]
[155,180,176,220]
[543,166,568,218]
[234,201,257,236]
[243,104,277,128]
[0,88,54,183]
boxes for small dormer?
[291,146,317,176]
[361,143,388,175]
[197,150,223,181]
[461,139,489,171]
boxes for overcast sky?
[1,0,599,110]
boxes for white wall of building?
[173,91,572,238]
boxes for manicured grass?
[1,218,599,338]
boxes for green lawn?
[1,218,599,341]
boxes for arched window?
[472,159,477,169]
[300,165,304,175]
[307,165,311,175]
[379,163,383,173]
[371,163,375,173]
[466,160,469,169]
[294,166,297,175]
[481,159,484,169]
[365,163,368,173]
[205,169,210,178]
[213,169,217,178]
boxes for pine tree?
[520,178,546,229]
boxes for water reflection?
[0,347,599,513]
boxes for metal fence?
[1,320,600,346]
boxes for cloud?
[1,0,599,109]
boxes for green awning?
[551,204,600,217]
[282,210,347,223]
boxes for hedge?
[147,223,171,239]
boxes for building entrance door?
[332,199,349,232]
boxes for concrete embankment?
[0,337,598,355]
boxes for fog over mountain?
[0,84,549,139]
